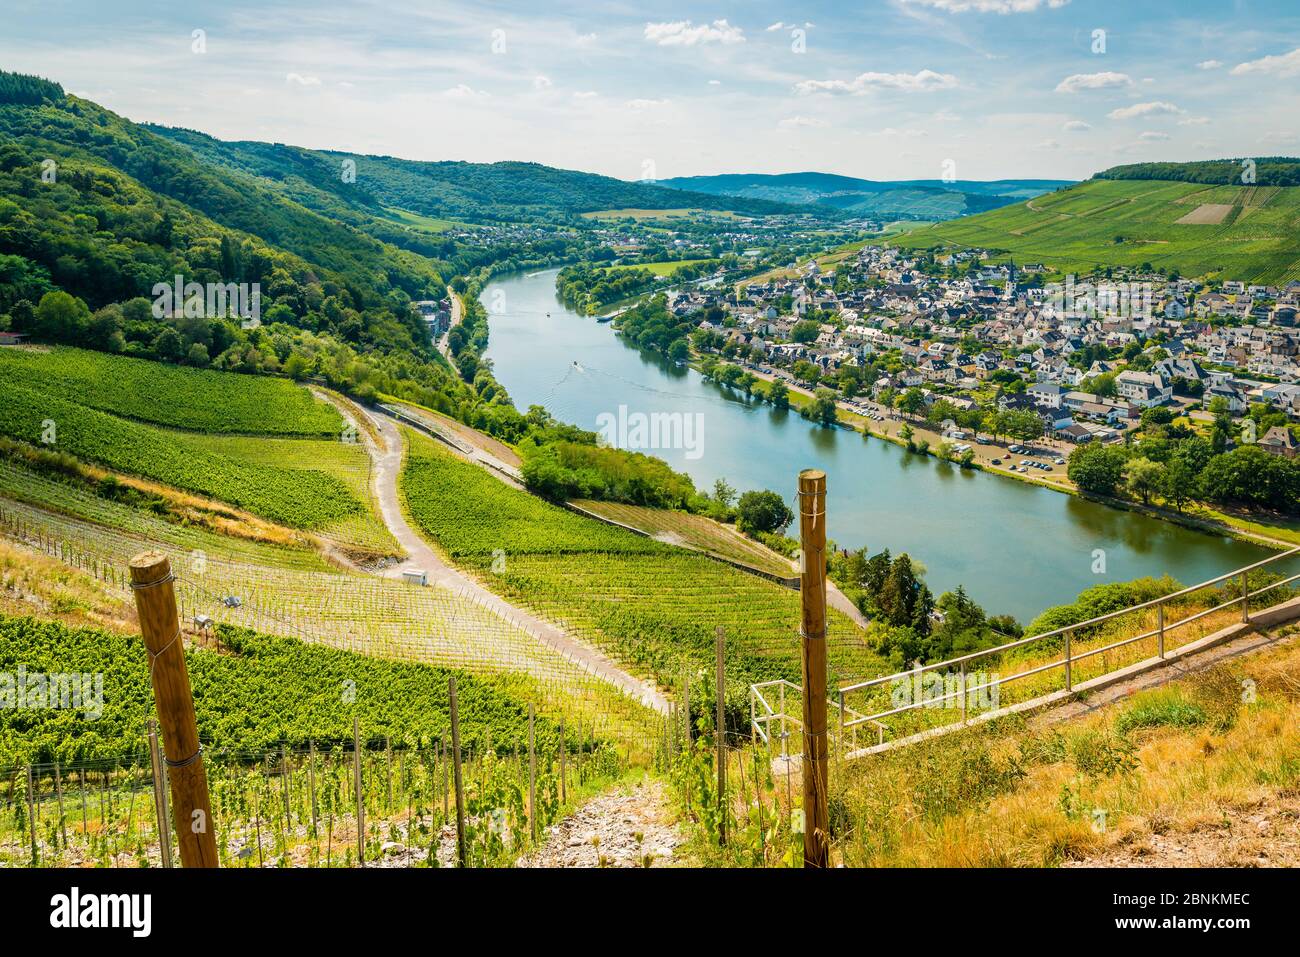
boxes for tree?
[711,478,736,508]
[1122,456,1165,505]
[879,554,933,636]
[767,379,790,410]
[185,342,210,367]
[1068,442,1126,496]
[668,339,689,363]
[33,290,90,342]
[1163,457,1197,512]
[792,360,820,385]
[898,387,926,417]
[790,319,820,344]
[806,388,838,426]
[735,489,794,535]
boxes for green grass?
[605,258,719,277]
[889,179,1300,282]
[0,347,343,437]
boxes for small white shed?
[402,570,428,586]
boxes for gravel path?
[517,779,684,868]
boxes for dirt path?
[517,779,684,868]
[345,399,668,714]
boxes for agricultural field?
[579,207,739,221]
[889,178,1300,282]
[570,499,795,578]
[0,347,343,437]
[605,258,719,277]
[0,382,362,530]
[182,433,396,553]
[401,438,879,693]
[0,494,656,742]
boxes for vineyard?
[0,382,363,529]
[0,346,343,437]
[570,499,797,579]
[401,439,880,696]
[0,496,658,743]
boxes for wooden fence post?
[352,717,364,866]
[449,677,467,867]
[559,717,567,805]
[308,740,319,835]
[129,551,218,867]
[147,720,173,868]
[797,469,830,869]
[528,703,537,844]
[715,625,727,847]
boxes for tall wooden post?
[352,718,364,866]
[715,625,727,847]
[147,721,173,868]
[129,552,218,868]
[797,469,830,868]
[449,677,467,867]
[528,703,537,844]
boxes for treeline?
[1067,405,1299,514]
[1094,158,1300,187]
[0,72,62,106]
[830,548,1023,668]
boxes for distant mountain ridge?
[147,127,813,223]
[655,171,1073,222]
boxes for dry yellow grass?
[832,624,1300,867]
[0,537,134,632]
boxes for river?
[483,268,1266,622]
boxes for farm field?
[0,347,343,437]
[0,494,655,742]
[579,207,739,221]
[889,178,1300,282]
[605,258,719,277]
[570,499,795,578]
[400,436,880,692]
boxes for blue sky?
[2,0,1298,181]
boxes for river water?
[483,268,1265,622]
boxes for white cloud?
[532,75,552,91]
[1034,138,1061,150]
[795,69,958,95]
[625,98,669,110]
[1197,59,1223,70]
[1108,101,1184,120]
[1230,47,1300,78]
[572,90,598,100]
[644,20,745,47]
[1138,130,1169,141]
[285,73,321,87]
[574,33,598,47]
[779,115,829,129]
[1261,130,1299,144]
[442,83,488,99]
[1055,71,1133,93]
[902,0,1070,11]
[1062,119,1091,132]
[1177,116,1209,126]
[766,22,787,31]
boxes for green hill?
[889,173,1300,283]
[147,127,810,224]
[656,171,1072,221]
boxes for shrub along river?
[483,268,1266,623]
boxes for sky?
[2,0,1298,182]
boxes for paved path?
[340,396,668,714]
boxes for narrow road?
[340,395,668,714]
[436,285,463,360]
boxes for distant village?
[666,244,1300,458]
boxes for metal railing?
[835,546,1300,743]
[750,678,888,756]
